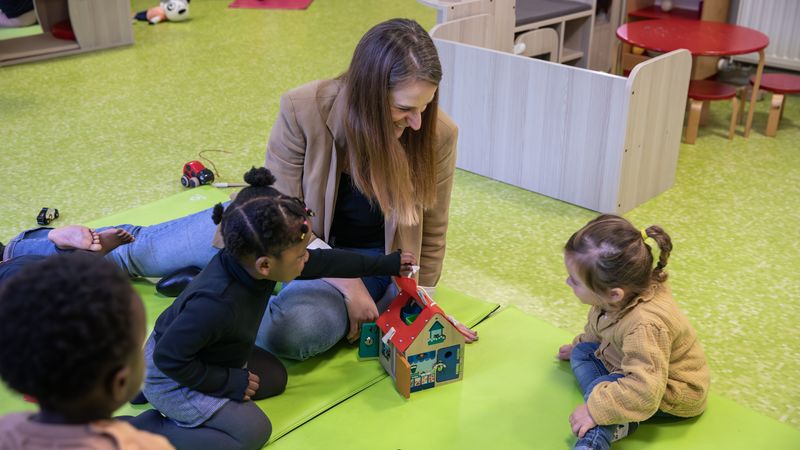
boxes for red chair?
[749,74,800,137]
[685,80,740,144]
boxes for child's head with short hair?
[564,214,672,309]
[0,252,146,422]
[212,167,315,281]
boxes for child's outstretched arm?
[296,249,414,280]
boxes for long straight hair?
[341,18,442,226]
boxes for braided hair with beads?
[212,167,313,260]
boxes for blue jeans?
[256,246,395,361]
[3,207,220,278]
[6,209,395,361]
[570,342,681,450]
[570,342,624,450]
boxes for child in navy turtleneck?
[125,167,415,450]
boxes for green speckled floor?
[1,0,799,430]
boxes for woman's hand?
[569,403,598,438]
[243,371,260,401]
[399,251,417,277]
[322,278,379,343]
[557,344,574,361]
[345,292,380,343]
[447,314,479,343]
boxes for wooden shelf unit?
[514,0,596,68]
[619,0,730,79]
[0,0,133,67]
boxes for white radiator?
[734,0,800,71]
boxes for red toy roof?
[377,277,459,353]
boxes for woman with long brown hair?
[1,18,474,361]
[257,18,475,360]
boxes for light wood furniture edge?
[0,0,133,67]
[433,36,690,213]
[617,49,691,211]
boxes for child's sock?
[130,391,148,405]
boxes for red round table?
[617,19,769,138]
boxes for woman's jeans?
[256,246,394,361]
[5,208,393,361]
[3,207,219,278]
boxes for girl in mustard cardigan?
[557,215,710,450]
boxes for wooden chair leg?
[738,87,747,125]
[699,100,710,125]
[766,93,784,137]
[686,99,702,144]
[780,95,786,122]
[728,96,740,139]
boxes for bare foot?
[96,229,135,256]
[48,226,98,251]
[49,226,135,255]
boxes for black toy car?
[37,208,59,225]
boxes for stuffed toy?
[134,0,191,25]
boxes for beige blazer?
[264,78,458,287]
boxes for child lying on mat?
[122,167,415,450]
[0,253,174,449]
[557,215,710,450]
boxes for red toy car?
[181,160,214,188]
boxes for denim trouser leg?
[256,247,392,361]
[104,207,220,278]
[256,279,350,361]
[6,207,220,278]
[570,342,623,450]
[4,227,63,260]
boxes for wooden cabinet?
[0,0,133,67]
[513,0,596,68]
[619,0,730,79]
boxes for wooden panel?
[34,0,70,32]
[435,38,629,212]
[700,0,730,22]
[514,28,558,61]
[69,0,133,51]
[419,0,515,52]
[616,49,691,211]
[435,38,688,213]
[0,33,79,63]
[394,353,411,399]
[430,14,493,49]
[621,51,649,71]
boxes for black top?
[330,173,385,249]
[0,0,34,19]
[151,248,400,400]
[0,255,46,285]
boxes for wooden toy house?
[376,277,466,398]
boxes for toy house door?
[435,345,460,382]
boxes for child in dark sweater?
[126,167,414,450]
